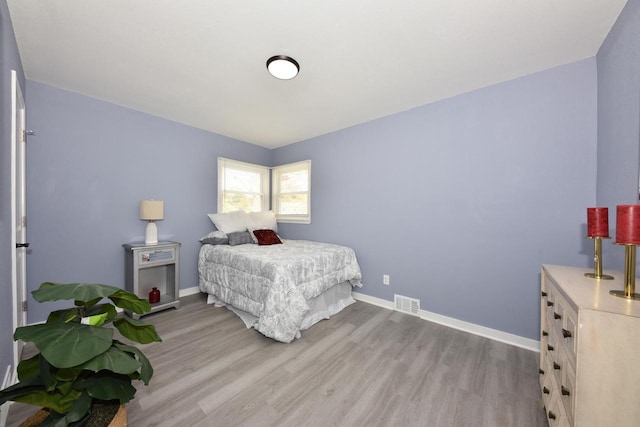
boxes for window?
[217,157,311,223]
[217,158,269,213]
[272,160,311,223]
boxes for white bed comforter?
[198,239,362,342]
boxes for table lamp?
[140,200,164,245]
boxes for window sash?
[272,160,311,223]
[218,157,269,213]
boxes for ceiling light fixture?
[266,55,300,80]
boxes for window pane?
[225,168,262,193]
[223,192,263,213]
[218,157,269,213]
[278,194,308,215]
[280,169,308,193]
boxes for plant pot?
[19,404,126,427]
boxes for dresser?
[540,265,640,426]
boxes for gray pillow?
[199,231,229,245]
[228,231,254,246]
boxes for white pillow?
[248,211,278,243]
[207,211,250,234]
[248,210,277,232]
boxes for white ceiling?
[7,0,628,149]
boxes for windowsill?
[277,218,311,224]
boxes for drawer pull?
[543,387,550,394]
[547,344,554,351]
[554,312,562,320]
[547,301,554,307]
[561,386,571,396]
[539,369,545,375]
[562,328,572,338]
[553,362,561,370]
[542,330,549,337]
[541,291,548,297]
[548,411,557,420]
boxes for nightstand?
[123,241,181,318]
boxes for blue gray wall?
[4,0,639,350]
[0,0,25,377]
[596,0,640,271]
[24,81,271,321]
[273,59,598,340]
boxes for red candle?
[616,205,640,244]
[587,207,609,237]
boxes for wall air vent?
[394,294,420,316]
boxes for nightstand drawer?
[138,247,176,265]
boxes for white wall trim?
[179,286,201,297]
[1,365,12,390]
[176,288,540,351]
[352,291,539,352]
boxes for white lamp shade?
[140,200,164,221]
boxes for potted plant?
[0,282,162,426]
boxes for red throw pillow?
[253,229,282,245]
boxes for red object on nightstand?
[149,287,160,304]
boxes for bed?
[198,238,362,342]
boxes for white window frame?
[217,157,270,213]
[271,160,311,224]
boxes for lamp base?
[584,273,614,280]
[145,221,158,245]
[609,290,640,300]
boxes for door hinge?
[23,130,35,142]
[22,300,28,312]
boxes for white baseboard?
[176,287,540,351]
[1,365,12,389]
[179,286,201,297]
[352,291,539,352]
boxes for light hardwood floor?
[7,294,547,426]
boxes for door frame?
[10,69,27,376]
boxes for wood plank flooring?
[6,294,547,426]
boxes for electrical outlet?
[383,274,390,285]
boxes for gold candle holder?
[584,236,614,280]
[610,244,640,300]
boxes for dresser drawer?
[559,360,576,425]
[541,356,556,410]
[546,281,577,370]
[545,392,569,427]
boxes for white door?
[11,70,27,375]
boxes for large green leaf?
[0,374,44,405]
[113,317,161,344]
[79,346,140,375]
[60,391,92,424]
[86,303,118,322]
[109,289,151,314]
[17,353,40,381]
[113,342,154,385]
[39,353,56,392]
[47,308,80,324]
[12,388,81,414]
[53,367,83,383]
[34,283,122,304]
[15,323,113,368]
[82,374,136,403]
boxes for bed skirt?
[206,281,355,339]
